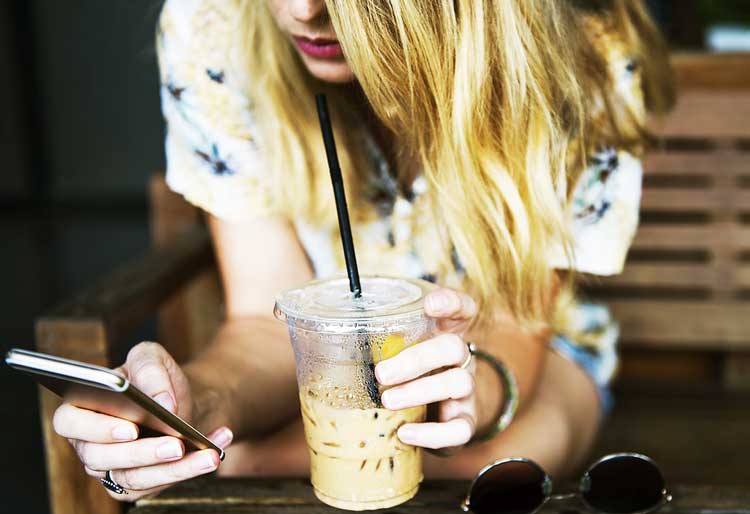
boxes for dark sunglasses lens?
[468,460,547,514]
[582,455,665,514]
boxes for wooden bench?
[588,52,750,388]
[34,53,750,514]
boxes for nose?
[289,0,326,23]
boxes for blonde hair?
[241,0,672,326]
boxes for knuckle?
[83,447,108,471]
[77,442,95,467]
[117,467,144,491]
[441,334,466,360]
[127,341,163,363]
[451,368,474,398]
[446,290,462,310]
[163,460,192,483]
[129,361,168,388]
[456,418,473,444]
[132,360,162,378]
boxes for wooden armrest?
[36,224,214,361]
[34,225,215,514]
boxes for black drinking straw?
[316,94,380,406]
[315,93,362,298]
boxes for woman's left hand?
[375,288,478,451]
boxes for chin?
[303,58,356,84]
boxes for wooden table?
[131,385,750,514]
[131,478,749,514]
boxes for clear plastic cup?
[274,275,436,511]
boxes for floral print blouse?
[157,0,645,406]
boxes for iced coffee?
[274,276,435,510]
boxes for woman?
[52,0,673,501]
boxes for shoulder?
[159,0,247,80]
[160,0,243,31]
[157,0,273,222]
[158,0,254,140]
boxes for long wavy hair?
[241,0,673,326]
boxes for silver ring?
[459,342,475,369]
[100,470,127,495]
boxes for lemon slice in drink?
[375,333,405,363]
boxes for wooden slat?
[595,263,717,288]
[603,263,750,289]
[640,189,750,211]
[644,151,750,176]
[737,265,750,288]
[618,349,719,383]
[650,91,750,139]
[631,223,750,251]
[724,353,750,390]
[672,52,750,90]
[609,300,750,348]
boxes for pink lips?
[294,37,343,59]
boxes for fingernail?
[375,363,395,385]
[156,440,183,460]
[398,424,417,444]
[194,451,219,472]
[153,392,176,413]
[382,389,403,410]
[213,428,233,448]
[111,424,137,441]
[426,293,448,313]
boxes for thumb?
[125,342,178,414]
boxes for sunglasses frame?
[461,452,672,514]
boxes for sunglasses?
[462,453,671,514]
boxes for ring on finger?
[100,470,128,495]
[459,342,476,369]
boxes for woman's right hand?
[52,342,233,501]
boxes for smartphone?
[5,348,224,460]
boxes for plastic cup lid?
[274,275,435,333]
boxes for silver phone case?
[6,348,224,460]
